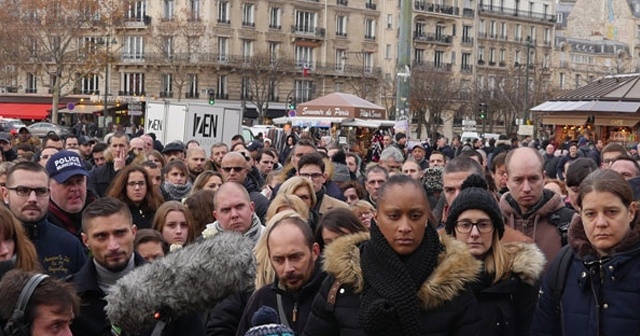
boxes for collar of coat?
[323,232,481,311]
[501,242,547,286]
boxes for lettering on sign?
[193,113,219,137]
[301,107,325,116]
[360,110,383,119]
[148,119,163,131]
[610,119,624,126]
[333,108,349,117]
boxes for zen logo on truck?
[148,119,163,131]
[193,113,219,138]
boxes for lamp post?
[523,36,534,124]
[342,50,368,98]
[99,34,117,132]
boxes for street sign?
[67,103,75,110]
[288,110,296,117]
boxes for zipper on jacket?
[292,302,298,323]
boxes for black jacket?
[129,204,156,229]
[244,167,269,224]
[89,161,119,197]
[303,233,482,336]
[203,290,252,336]
[68,253,205,336]
[236,266,327,336]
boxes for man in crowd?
[78,135,95,167]
[162,141,185,162]
[89,132,129,197]
[255,149,276,178]
[220,152,269,223]
[429,151,446,167]
[363,165,388,207]
[236,214,324,335]
[297,152,348,215]
[0,270,79,336]
[556,142,580,181]
[378,147,404,173]
[490,152,509,195]
[141,161,163,189]
[381,134,392,150]
[140,134,155,156]
[38,147,59,168]
[434,156,484,225]
[3,162,86,278]
[436,136,455,159]
[600,142,628,168]
[207,142,228,172]
[64,135,79,150]
[542,143,559,179]
[68,197,204,335]
[0,132,17,162]
[610,156,640,180]
[91,143,108,168]
[129,137,146,157]
[209,182,264,244]
[283,139,317,179]
[411,143,429,170]
[46,151,94,242]
[402,159,424,181]
[186,147,207,182]
[13,126,41,149]
[501,147,577,262]
[42,134,64,150]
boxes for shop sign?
[300,106,351,117]
[609,119,625,126]
[359,109,383,119]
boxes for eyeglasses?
[299,173,323,180]
[221,166,245,173]
[6,186,50,197]
[127,181,146,188]
[358,211,374,218]
[455,219,494,234]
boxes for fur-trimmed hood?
[323,232,481,311]
[503,242,546,286]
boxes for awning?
[541,115,589,125]
[0,103,52,120]
[593,117,638,127]
[58,105,107,114]
[342,118,395,128]
[272,116,344,127]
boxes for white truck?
[144,101,244,148]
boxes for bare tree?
[410,67,465,142]
[380,76,397,120]
[0,0,125,122]
[239,52,291,124]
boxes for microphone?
[105,232,256,334]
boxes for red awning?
[0,103,53,120]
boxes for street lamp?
[342,50,369,98]
[98,34,117,132]
[523,36,534,124]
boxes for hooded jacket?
[303,232,482,336]
[531,213,640,336]
[500,189,576,264]
[473,243,546,336]
[243,167,269,224]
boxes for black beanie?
[444,174,505,239]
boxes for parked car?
[0,118,27,133]
[27,122,70,138]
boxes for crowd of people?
[0,124,640,336]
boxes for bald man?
[220,152,270,224]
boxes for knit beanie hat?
[444,174,505,239]
[244,306,295,336]
[423,166,443,191]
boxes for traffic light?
[208,90,215,105]
[287,96,296,110]
[478,103,487,119]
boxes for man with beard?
[2,162,86,278]
[68,197,204,336]
[206,142,228,172]
[186,146,207,182]
[89,132,130,197]
[236,212,324,335]
[46,151,95,242]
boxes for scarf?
[359,221,443,336]
[162,181,192,201]
[213,214,264,245]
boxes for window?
[242,40,253,62]
[336,15,347,36]
[126,1,146,20]
[294,80,313,101]
[451,51,456,65]
[364,52,373,72]
[122,73,145,95]
[559,73,565,89]
[514,50,521,65]
[575,74,581,88]
[336,49,346,71]
[414,49,425,64]
[241,77,251,99]
[162,74,172,97]
[242,3,255,27]
[163,36,173,58]
[478,46,485,61]
[434,51,444,68]
[415,21,426,37]
[386,14,392,29]
[499,49,506,64]
[557,13,563,24]
[163,0,174,20]
[385,44,391,58]
[515,24,522,41]
[218,1,230,23]
[268,79,277,101]
[294,46,314,68]
[218,37,228,61]
[295,11,317,32]
[217,75,227,98]
[528,1,534,17]
[269,7,281,29]
[462,25,472,43]
[544,28,550,44]
[543,4,548,18]
[123,36,144,61]
[189,0,200,20]
[489,48,495,63]
[461,53,471,71]
[489,21,496,38]
[435,24,445,40]
[365,18,376,39]
[529,26,536,41]
[500,22,507,39]
[26,73,37,93]
[80,74,99,94]
[268,42,280,64]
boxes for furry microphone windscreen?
[104,232,256,334]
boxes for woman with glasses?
[445,174,545,336]
[531,169,640,335]
[350,200,376,229]
[106,165,164,229]
[277,176,320,232]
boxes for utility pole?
[395,0,412,131]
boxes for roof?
[0,103,54,120]
[299,92,384,110]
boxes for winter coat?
[438,145,455,159]
[244,167,269,224]
[303,232,482,336]
[318,194,349,216]
[500,190,577,264]
[555,154,579,181]
[236,267,327,336]
[89,161,118,197]
[543,153,560,179]
[472,243,545,336]
[531,213,640,336]
[203,290,252,336]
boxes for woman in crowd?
[106,165,164,229]
[340,180,367,206]
[277,176,320,232]
[531,169,640,335]
[191,170,223,194]
[183,189,216,236]
[265,194,309,223]
[280,135,296,164]
[304,175,482,336]
[350,200,376,229]
[445,175,545,336]
[152,201,197,247]
[315,207,368,250]
[147,150,166,169]
[0,206,40,279]
[161,160,192,201]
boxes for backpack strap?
[545,245,574,313]
[548,207,576,246]
[325,279,342,312]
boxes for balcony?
[123,15,151,28]
[461,64,473,73]
[412,60,452,72]
[478,32,487,39]
[159,91,173,98]
[291,25,326,39]
[461,37,474,45]
[122,54,145,63]
[364,34,376,41]
[479,5,556,24]
[462,8,474,17]
[269,23,281,30]
[217,18,230,25]
[242,21,255,28]
[365,2,376,10]
[499,61,507,67]
[336,32,347,38]
[414,1,460,16]
[413,32,453,45]
[337,0,348,5]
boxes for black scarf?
[359,221,443,336]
